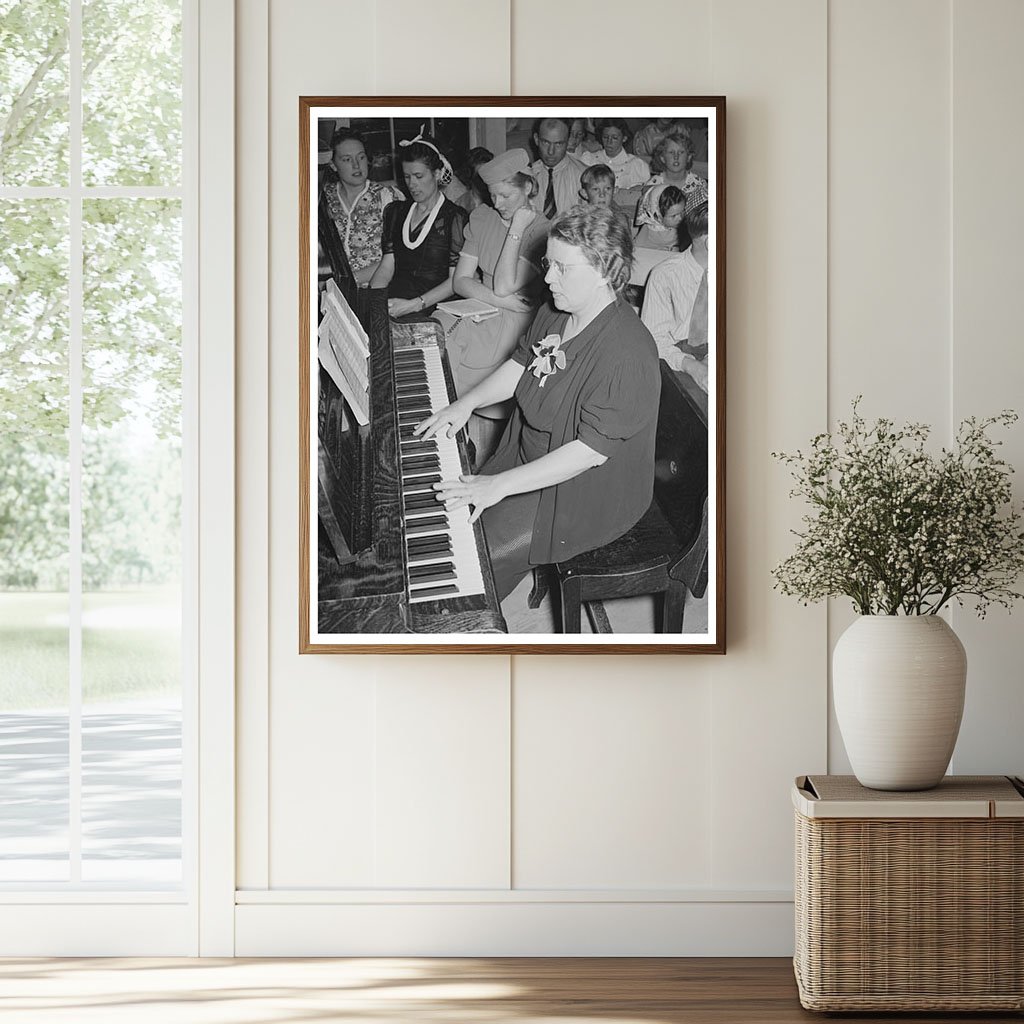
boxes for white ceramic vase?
[833,615,967,791]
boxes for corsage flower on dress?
[527,334,566,387]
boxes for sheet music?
[318,281,370,426]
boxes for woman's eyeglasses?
[541,256,592,275]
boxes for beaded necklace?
[402,192,444,251]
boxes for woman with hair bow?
[370,128,468,319]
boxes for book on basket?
[435,298,501,323]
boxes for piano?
[317,287,507,635]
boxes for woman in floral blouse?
[321,128,403,287]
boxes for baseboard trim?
[236,887,792,904]
[235,900,795,956]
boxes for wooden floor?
[0,957,1020,1023]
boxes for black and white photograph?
[300,100,725,653]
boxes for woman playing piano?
[369,129,467,319]
[444,148,550,466]
[416,205,661,603]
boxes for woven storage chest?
[793,775,1024,1012]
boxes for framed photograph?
[300,97,725,653]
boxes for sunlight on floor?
[0,958,672,1024]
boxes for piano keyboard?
[393,345,487,605]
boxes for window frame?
[0,0,235,956]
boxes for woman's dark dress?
[480,298,660,594]
[381,197,467,312]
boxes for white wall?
[234,0,1024,955]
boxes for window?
[0,0,192,890]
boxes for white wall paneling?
[708,0,828,890]
[513,657,713,889]
[826,0,952,774]
[236,0,271,893]
[196,0,236,956]
[232,0,1024,956]
[948,0,1024,778]
[512,0,711,95]
[374,1,511,95]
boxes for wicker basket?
[793,775,1024,1012]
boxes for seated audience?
[320,129,403,287]
[530,118,587,218]
[633,183,685,251]
[645,129,707,251]
[581,118,649,189]
[633,117,684,162]
[567,117,601,160]
[640,180,710,391]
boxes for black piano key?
[397,400,432,415]
[405,540,450,557]
[403,488,443,503]
[395,385,430,397]
[407,535,452,553]
[399,441,437,454]
[409,557,453,573]
[406,515,448,534]
[408,547,452,563]
[401,456,440,471]
[408,583,460,599]
[409,568,457,584]
[402,474,441,492]
[398,411,429,424]
[408,547,453,564]
[395,370,427,383]
[404,495,444,512]
[393,347,425,360]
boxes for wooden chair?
[529,365,708,634]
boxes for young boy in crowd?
[578,163,617,210]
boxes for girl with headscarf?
[633,183,685,251]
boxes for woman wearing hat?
[445,147,551,465]
[370,129,468,319]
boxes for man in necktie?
[530,118,587,220]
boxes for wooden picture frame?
[300,97,725,653]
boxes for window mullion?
[68,0,83,885]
